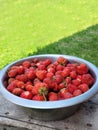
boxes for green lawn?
[0,0,98,69]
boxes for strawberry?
[47,67,55,74]
[59,88,73,99]
[59,88,68,99]
[16,74,28,83]
[32,58,39,63]
[32,95,45,101]
[55,70,62,75]
[65,77,71,84]
[57,56,67,65]
[32,83,48,96]
[25,81,33,86]
[7,83,16,92]
[77,75,82,82]
[67,83,77,93]
[25,84,34,91]
[78,83,89,93]
[57,82,67,90]
[53,74,64,84]
[8,78,15,84]
[7,80,18,92]
[48,92,58,101]
[62,68,71,77]
[63,92,73,99]
[76,63,88,74]
[38,64,46,70]
[72,79,81,86]
[22,60,31,68]
[33,78,41,85]
[20,91,33,99]
[56,64,64,71]
[12,88,23,96]
[17,81,25,89]
[26,70,36,79]
[8,69,17,78]
[81,74,94,86]
[36,70,47,80]
[50,81,58,91]
[43,59,52,67]
[46,72,54,78]
[70,71,77,79]
[10,65,18,70]
[17,65,24,74]
[73,89,82,96]
[43,77,52,87]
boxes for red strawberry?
[20,91,33,99]
[72,79,81,86]
[17,81,25,89]
[16,74,28,83]
[70,71,77,79]
[62,68,70,77]
[10,65,18,70]
[12,88,23,96]
[46,72,54,78]
[55,70,62,75]
[32,95,45,101]
[81,74,94,86]
[22,61,31,68]
[47,67,55,74]
[8,78,15,84]
[33,78,41,85]
[77,75,82,82]
[32,83,48,96]
[59,88,73,99]
[7,82,17,92]
[53,74,64,84]
[59,88,68,99]
[17,65,24,74]
[63,92,73,99]
[65,77,71,84]
[76,63,88,74]
[32,58,39,63]
[67,83,77,93]
[56,64,64,71]
[25,84,34,91]
[8,69,17,78]
[50,81,58,91]
[48,92,58,101]
[43,59,52,67]
[38,64,46,70]
[57,82,67,90]
[36,70,47,80]
[43,77,52,86]
[26,70,36,79]
[57,56,67,65]
[73,89,82,96]
[78,83,89,93]
[25,81,32,86]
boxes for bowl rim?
[0,54,98,109]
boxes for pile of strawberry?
[6,57,95,101]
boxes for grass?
[0,0,98,69]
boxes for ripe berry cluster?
[6,57,95,101]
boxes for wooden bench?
[0,92,98,130]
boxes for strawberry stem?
[42,93,47,101]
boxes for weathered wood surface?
[0,92,98,130]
